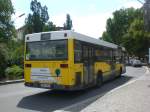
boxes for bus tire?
[96,71,103,87]
[119,67,122,77]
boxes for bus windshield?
[26,40,67,60]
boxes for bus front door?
[83,46,94,85]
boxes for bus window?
[26,40,67,60]
[74,40,82,62]
[112,50,116,62]
[83,46,88,58]
[95,47,102,61]
[103,48,112,61]
[114,49,122,63]
[89,47,94,58]
[95,47,112,61]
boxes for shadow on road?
[17,75,133,112]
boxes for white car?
[132,60,142,67]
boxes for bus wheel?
[96,71,103,87]
[119,67,122,77]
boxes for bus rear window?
[26,40,68,60]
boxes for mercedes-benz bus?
[24,30,126,90]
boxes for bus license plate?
[41,83,50,88]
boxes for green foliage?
[0,0,15,42]
[0,0,18,79]
[0,0,24,79]
[64,14,73,30]
[7,40,24,67]
[0,40,24,79]
[25,0,73,33]
[102,8,149,57]
[5,65,23,80]
[25,0,49,33]
[102,31,112,42]
[43,21,57,31]
[0,43,9,79]
[123,18,150,57]
[102,8,142,45]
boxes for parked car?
[132,59,142,67]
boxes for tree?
[123,18,150,57]
[0,0,15,42]
[102,31,112,42]
[0,43,9,79]
[7,40,24,67]
[0,0,16,78]
[102,8,150,57]
[25,0,49,34]
[64,14,73,30]
[43,21,57,31]
[102,8,141,45]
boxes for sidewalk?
[81,71,150,112]
[0,79,24,85]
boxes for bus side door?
[82,45,94,85]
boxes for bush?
[7,40,24,67]
[0,43,9,79]
[5,65,23,80]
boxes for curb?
[0,79,24,85]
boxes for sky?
[11,0,143,38]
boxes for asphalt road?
[0,66,146,112]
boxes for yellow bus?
[24,30,126,90]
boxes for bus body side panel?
[115,63,122,76]
[73,64,83,87]
[94,62,112,81]
[115,63,126,76]
[67,38,75,86]
[24,66,32,82]
[68,39,84,88]
[122,64,126,73]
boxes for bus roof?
[25,30,118,49]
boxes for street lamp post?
[137,0,144,4]
[13,13,25,21]
[18,13,25,18]
[12,13,25,40]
